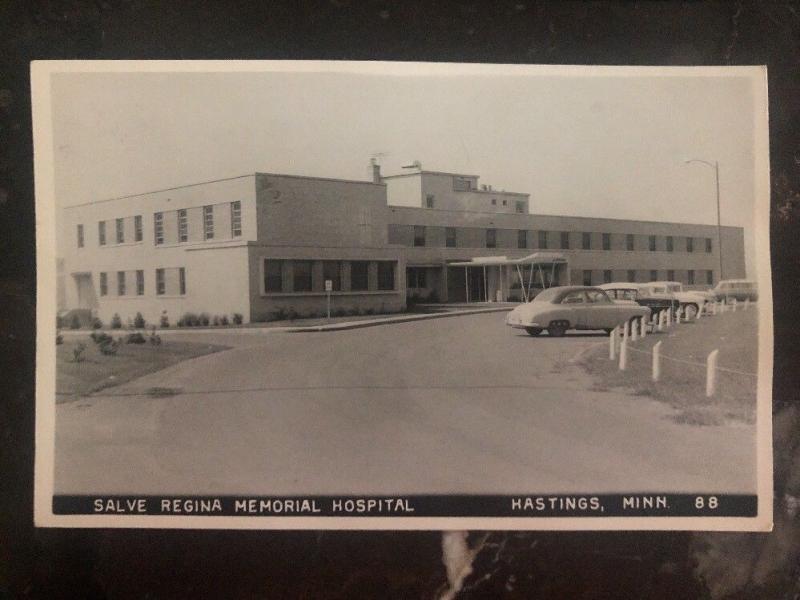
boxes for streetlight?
[684,158,723,282]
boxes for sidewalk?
[59,305,515,338]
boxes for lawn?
[57,336,229,402]
[580,307,759,425]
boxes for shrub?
[220,315,229,326]
[160,310,170,328]
[99,339,119,356]
[232,313,243,325]
[111,313,122,329]
[346,307,359,316]
[72,342,86,362]
[92,318,103,329]
[199,313,210,326]
[333,308,346,317]
[69,313,81,330]
[179,312,198,327]
[133,312,146,329]
[149,329,162,345]
[125,332,147,344]
[365,307,375,316]
[286,308,298,321]
[90,331,113,346]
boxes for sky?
[49,65,763,275]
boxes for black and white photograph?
[33,61,772,530]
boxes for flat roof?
[381,170,479,179]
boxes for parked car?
[650,281,710,319]
[598,283,679,317]
[712,279,758,303]
[506,286,651,337]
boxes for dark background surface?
[1,1,799,598]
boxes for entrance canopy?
[449,252,568,303]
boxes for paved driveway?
[54,313,757,495]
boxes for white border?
[32,61,773,531]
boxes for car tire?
[525,327,543,336]
[683,303,699,319]
[547,321,567,337]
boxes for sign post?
[325,279,333,320]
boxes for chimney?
[369,158,382,183]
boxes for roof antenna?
[401,160,422,170]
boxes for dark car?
[598,283,679,317]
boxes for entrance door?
[74,273,98,309]
[467,268,487,302]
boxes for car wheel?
[547,321,567,337]
[525,327,543,336]
[683,303,699,319]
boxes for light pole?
[684,158,723,282]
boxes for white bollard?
[609,326,617,360]
[706,349,719,397]
[623,319,630,340]
[640,316,647,339]
[732,299,737,312]
[658,311,665,332]
[676,307,683,323]
[745,298,750,310]
[619,339,628,371]
[696,303,702,320]
[652,340,662,381]
[631,319,638,341]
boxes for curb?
[59,306,514,338]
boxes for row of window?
[78,202,242,248]
[263,260,396,294]
[408,226,714,252]
[424,193,526,213]
[579,269,714,286]
[98,268,186,297]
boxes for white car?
[650,281,710,319]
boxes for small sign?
[324,279,333,292]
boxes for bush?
[212,315,220,326]
[90,331,113,346]
[111,313,122,329]
[333,308,346,317]
[199,313,210,326]
[125,332,147,344]
[346,307,359,316]
[133,312,146,329]
[220,315,229,326]
[365,307,375,316]
[178,312,198,327]
[99,339,119,356]
[149,328,162,345]
[69,313,81,330]
[92,318,103,329]
[160,310,170,328]
[286,308,298,321]
[232,313,243,325]
[71,342,86,362]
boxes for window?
[603,270,612,283]
[650,270,658,281]
[686,237,694,253]
[705,237,712,253]
[515,201,525,214]
[231,201,242,237]
[666,236,674,252]
[408,267,427,289]
[377,262,395,290]
[688,270,695,285]
[667,269,675,281]
[517,230,527,249]
[77,224,84,248]
[602,233,611,250]
[322,261,342,291]
[156,268,165,295]
[154,213,164,245]
[99,272,107,296]
[203,205,214,240]
[486,228,497,248]
[649,235,656,251]
[626,234,634,251]
[582,232,591,250]
[134,215,143,242]
[453,176,474,191]
[445,227,457,248]
[179,267,186,295]
[264,260,283,293]
[425,194,435,209]
[560,232,570,250]
[491,198,497,206]
[538,231,548,249]
[502,199,507,206]
[706,270,714,285]
[178,209,188,242]
[98,221,106,246]
[627,270,636,283]
[586,289,612,304]
[117,271,126,296]
[116,218,124,244]
[136,270,144,295]
[561,291,585,304]
[582,270,592,286]
[350,261,369,291]
[292,260,312,292]
[413,226,426,247]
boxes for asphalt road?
[54,313,757,495]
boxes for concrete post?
[652,340,662,381]
[706,349,719,397]
[619,339,628,371]
[676,306,683,323]
[631,319,638,341]
[732,299,737,312]
[623,319,630,340]
[609,326,617,360]
[658,311,665,332]
[640,315,647,339]
[696,303,702,320]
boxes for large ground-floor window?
[350,261,369,291]
[377,262,395,291]
[261,258,398,294]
